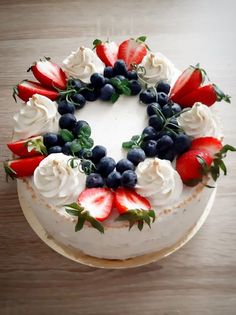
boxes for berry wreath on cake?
[5,36,235,261]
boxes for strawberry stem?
[213,84,231,103]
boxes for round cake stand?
[18,187,216,269]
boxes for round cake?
[5,36,234,262]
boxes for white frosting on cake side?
[177,102,221,138]
[62,47,105,83]
[33,153,86,208]
[13,94,59,141]
[135,158,183,207]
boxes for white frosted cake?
[5,36,234,262]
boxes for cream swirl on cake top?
[140,52,176,85]
[177,102,221,139]
[34,153,86,207]
[135,158,183,207]
[62,46,105,83]
[13,94,59,141]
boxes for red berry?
[190,137,223,158]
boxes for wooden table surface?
[1,0,236,314]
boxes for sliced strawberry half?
[175,84,231,108]
[114,188,155,231]
[190,137,223,158]
[28,58,67,90]
[170,63,206,103]
[7,136,47,158]
[118,36,148,69]
[93,39,118,67]
[4,155,45,179]
[13,80,59,102]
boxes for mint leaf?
[70,140,81,154]
[111,92,120,103]
[60,129,74,142]
[78,125,91,138]
[137,36,147,42]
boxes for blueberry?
[59,113,77,130]
[104,66,114,78]
[162,104,174,118]
[121,170,137,189]
[146,102,162,116]
[149,115,165,131]
[80,85,99,101]
[91,145,107,163]
[100,84,116,101]
[75,148,92,159]
[43,133,59,148]
[172,103,182,114]
[57,100,75,115]
[157,92,169,106]
[127,148,146,166]
[116,158,135,174]
[106,171,122,189]
[166,117,179,130]
[97,156,116,176]
[73,120,89,137]
[156,130,176,140]
[81,160,95,173]
[130,80,142,95]
[48,146,62,154]
[158,148,176,162]
[141,140,157,157]
[113,60,128,76]
[156,135,174,153]
[90,73,106,88]
[86,173,104,188]
[71,94,86,109]
[115,75,126,81]
[62,142,72,155]
[127,70,138,80]
[142,126,158,141]
[174,134,192,154]
[156,81,171,95]
[139,89,156,104]
[67,78,82,90]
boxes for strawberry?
[93,39,118,67]
[28,58,67,90]
[7,136,47,158]
[114,188,155,231]
[13,80,59,102]
[176,149,213,186]
[190,137,223,158]
[170,64,206,102]
[65,188,114,233]
[175,84,231,108]
[117,36,148,69]
[4,155,45,179]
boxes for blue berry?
[68,79,82,90]
[139,89,156,104]
[142,126,158,140]
[156,82,171,94]
[59,113,77,130]
[162,104,174,118]
[115,75,126,81]
[100,84,116,101]
[81,160,95,173]
[73,120,89,137]
[48,146,62,154]
[149,115,165,131]
[91,145,107,163]
[76,148,92,159]
[141,140,157,157]
[146,103,162,116]
[57,100,75,115]
[71,94,86,109]
[104,66,114,78]
[43,133,59,148]
[86,173,104,188]
[97,156,116,176]
[106,171,121,189]
[167,117,179,130]
[130,80,142,95]
[62,142,72,155]
[174,134,192,154]
[116,158,135,174]
[127,148,146,166]
[172,103,182,114]
[121,170,137,189]
[81,86,99,101]
[90,73,106,88]
[158,148,176,162]
[157,92,169,106]
[156,130,176,140]
[127,70,138,80]
[156,135,174,153]
[113,60,128,76]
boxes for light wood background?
[1,0,236,314]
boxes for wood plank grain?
[0,0,236,314]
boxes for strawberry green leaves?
[116,209,156,231]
